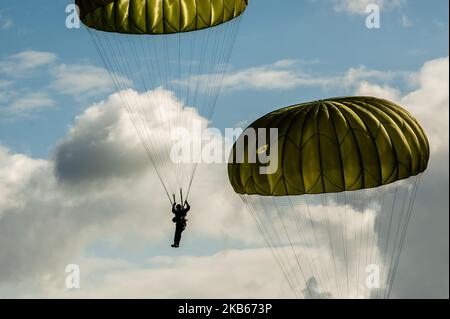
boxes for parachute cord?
[242,196,300,298]
[272,197,313,298]
[125,34,177,200]
[87,29,174,205]
[368,188,385,298]
[120,36,176,201]
[333,192,349,297]
[184,163,198,202]
[386,176,421,298]
[287,196,327,296]
[362,189,375,298]
[304,196,334,295]
[269,200,305,296]
[322,194,343,298]
[355,191,367,298]
[184,17,242,201]
[384,183,410,298]
[343,192,350,297]
[373,188,387,299]
[375,183,399,299]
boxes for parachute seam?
[300,133,329,151]
[222,0,225,24]
[380,100,423,175]
[210,0,213,27]
[348,99,384,185]
[163,2,181,32]
[134,0,146,33]
[92,7,103,30]
[144,0,148,33]
[127,0,132,33]
[278,107,306,195]
[113,1,119,32]
[342,100,385,186]
[154,0,164,33]
[194,0,198,30]
[322,174,344,190]
[283,175,303,195]
[179,0,182,31]
[277,113,309,194]
[357,99,401,184]
[366,99,406,180]
[253,176,271,195]
[317,133,341,147]
[308,175,324,194]
[338,130,352,146]
[324,101,346,191]
[331,101,365,190]
[258,106,296,195]
[299,104,315,194]
[368,98,408,181]
[315,103,326,193]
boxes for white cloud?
[354,57,449,153]
[0,56,448,298]
[0,12,13,30]
[54,88,210,193]
[0,88,259,296]
[401,57,449,153]
[0,147,46,214]
[205,61,403,92]
[7,92,55,112]
[0,80,13,103]
[333,0,403,16]
[0,51,57,76]
[0,50,130,115]
[0,51,58,114]
[50,64,131,97]
[25,249,287,299]
[354,81,401,102]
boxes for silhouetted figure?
[171,201,190,248]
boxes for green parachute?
[77,0,248,203]
[76,0,248,34]
[229,96,429,196]
[228,97,429,299]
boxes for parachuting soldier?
[171,195,190,248]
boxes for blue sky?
[0,0,448,158]
[0,1,448,298]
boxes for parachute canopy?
[76,0,248,34]
[229,96,430,196]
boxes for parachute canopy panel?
[228,96,430,196]
[76,0,248,34]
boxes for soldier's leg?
[174,223,182,246]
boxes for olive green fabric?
[228,96,430,196]
[76,0,248,34]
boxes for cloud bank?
[0,56,448,298]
